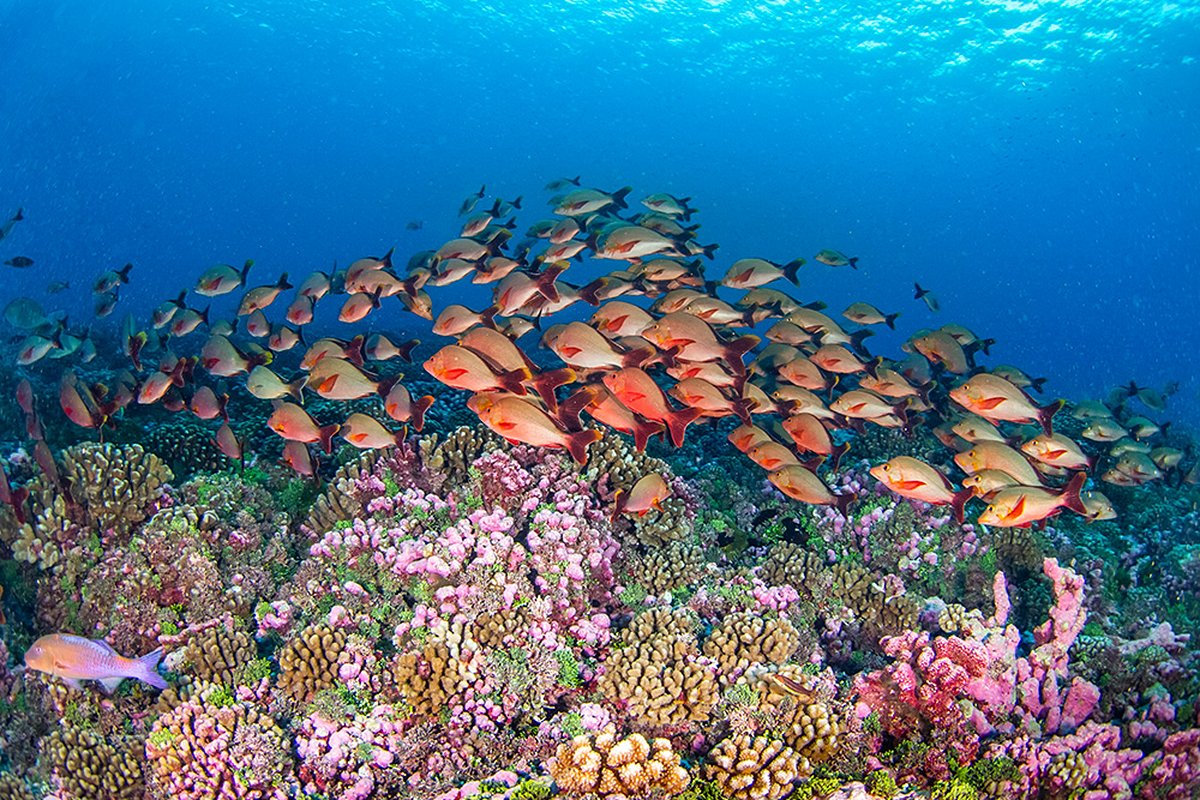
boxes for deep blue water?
[0,0,1197,428]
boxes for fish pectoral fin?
[98,676,125,695]
[974,396,1006,410]
[894,480,926,490]
[1005,496,1027,521]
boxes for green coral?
[957,756,1017,791]
[792,777,841,799]
[207,684,236,708]
[147,727,177,748]
[864,769,898,797]
[930,781,978,800]
[554,648,582,688]
[677,777,726,800]
[511,780,552,800]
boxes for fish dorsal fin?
[91,638,118,655]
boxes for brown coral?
[601,609,720,727]
[705,734,807,800]
[744,666,845,763]
[760,543,826,593]
[278,624,346,703]
[549,725,690,798]
[0,774,35,800]
[60,442,172,537]
[584,434,691,547]
[393,640,475,717]
[182,625,257,686]
[702,612,800,683]
[625,540,707,596]
[302,449,385,536]
[42,723,145,800]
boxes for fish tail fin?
[610,186,632,209]
[118,262,134,283]
[849,329,875,359]
[722,334,759,375]
[479,305,499,329]
[885,312,900,330]
[380,247,395,269]
[1030,376,1048,394]
[487,198,502,217]
[566,428,602,465]
[173,289,187,307]
[951,488,972,524]
[534,261,568,302]
[240,259,254,283]
[632,418,665,453]
[1061,471,1088,516]
[611,488,627,522]
[834,491,856,518]
[980,337,996,356]
[319,424,340,455]
[731,397,754,425]
[914,282,929,299]
[396,338,420,363]
[1038,398,1066,435]
[700,241,720,260]
[620,345,655,369]
[665,406,703,448]
[499,367,533,396]
[578,279,605,306]
[198,305,211,326]
[412,395,435,432]
[346,334,366,367]
[511,195,523,210]
[13,208,23,221]
[133,647,168,690]
[849,257,860,270]
[830,441,851,473]
[276,272,293,290]
[782,258,805,285]
[803,300,828,311]
[532,367,576,411]
[558,385,601,432]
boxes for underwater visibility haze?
[0,1,1198,798]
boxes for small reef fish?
[195,260,254,297]
[24,634,167,693]
[977,472,1087,527]
[612,473,672,520]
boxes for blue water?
[1,0,1197,426]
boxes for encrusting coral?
[549,724,691,798]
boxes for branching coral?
[702,611,800,684]
[549,725,690,798]
[279,624,347,704]
[705,734,807,799]
[42,722,145,800]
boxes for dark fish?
[405,220,424,231]
[914,282,940,312]
[5,256,33,268]
[0,208,22,241]
[46,281,70,294]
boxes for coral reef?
[549,725,690,798]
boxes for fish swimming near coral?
[23,633,167,693]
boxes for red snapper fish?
[977,472,1087,527]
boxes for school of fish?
[1,185,1191,536]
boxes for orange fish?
[308,358,391,401]
[236,273,292,316]
[340,413,404,450]
[641,311,758,373]
[767,465,852,514]
[195,260,253,297]
[470,393,600,464]
[728,424,773,454]
[870,456,969,521]
[281,440,317,477]
[384,383,435,432]
[1021,433,1092,471]
[978,473,1087,527]
[213,421,244,465]
[910,330,969,374]
[954,441,1043,487]
[612,473,672,520]
[268,402,339,453]
[582,386,664,452]
[602,367,702,448]
[432,304,498,337]
[425,345,529,394]
[949,374,1063,435]
[747,441,801,471]
[720,257,804,290]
